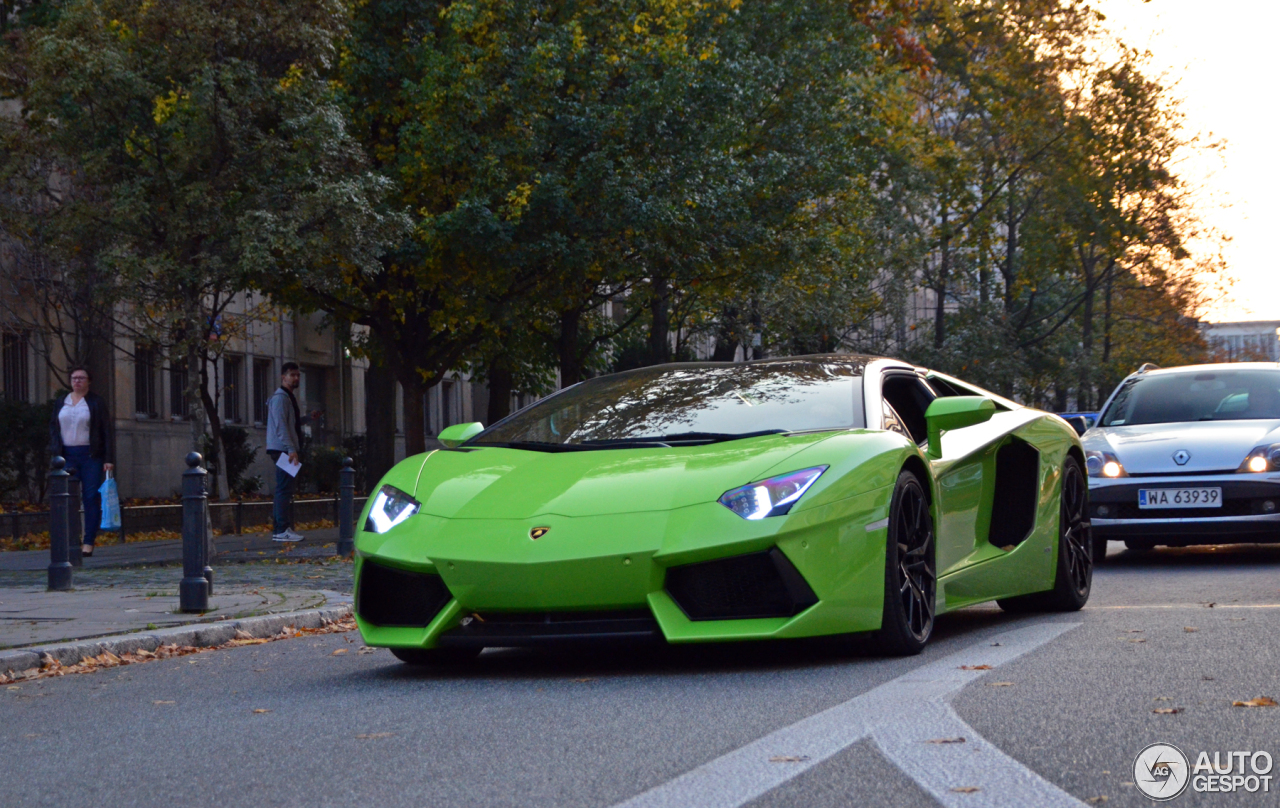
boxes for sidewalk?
[0,525,348,571]
[0,526,356,652]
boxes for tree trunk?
[934,205,950,350]
[712,306,739,361]
[1078,269,1095,411]
[199,355,230,502]
[557,308,583,387]
[649,275,670,364]
[486,356,514,424]
[1102,270,1114,366]
[1003,192,1017,311]
[400,375,428,456]
[364,362,397,487]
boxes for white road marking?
[611,622,1083,808]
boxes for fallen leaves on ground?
[356,733,394,740]
[1203,602,1217,608]
[925,737,966,744]
[769,756,809,763]
[153,700,175,705]
[1085,797,1108,804]
[988,682,1015,687]
[1129,639,1147,644]
[951,786,980,794]
[1232,697,1278,708]
[1153,708,1181,715]
[1184,627,1198,633]
[252,709,272,714]
[959,665,992,671]
[0,616,356,684]
[331,649,347,656]
[357,647,377,655]
[570,678,595,683]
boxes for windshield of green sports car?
[1100,368,1280,426]
[468,360,866,448]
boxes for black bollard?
[68,475,83,567]
[336,457,355,557]
[179,452,210,613]
[47,457,72,591]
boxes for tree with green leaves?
[0,0,402,494]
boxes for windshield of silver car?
[469,360,867,447]
[1100,369,1280,427]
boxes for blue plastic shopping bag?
[99,473,121,531]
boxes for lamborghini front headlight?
[718,466,828,520]
[364,485,421,534]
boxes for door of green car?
[880,372,995,577]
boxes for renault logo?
[1173,450,1191,466]
[529,526,550,540]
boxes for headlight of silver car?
[364,485,421,533]
[1085,450,1126,478]
[1238,444,1280,473]
[718,466,828,520]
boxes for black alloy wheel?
[1060,459,1092,596]
[999,456,1092,613]
[873,471,936,655]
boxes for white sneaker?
[272,531,301,542]
[284,528,305,541]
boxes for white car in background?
[1084,362,1280,554]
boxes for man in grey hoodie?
[266,362,306,541]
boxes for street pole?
[337,457,355,557]
[47,457,72,591]
[179,452,209,613]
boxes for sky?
[1093,0,1278,323]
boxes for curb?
[0,602,354,675]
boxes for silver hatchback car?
[1083,362,1280,552]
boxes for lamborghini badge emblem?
[529,526,550,540]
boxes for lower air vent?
[357,561,452,627]
[665,548,818,621]
[437,610,659,647]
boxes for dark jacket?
[48,391,115,463]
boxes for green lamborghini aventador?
[354,355,1091,662]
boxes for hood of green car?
[409,432,841,519]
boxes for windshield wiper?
[589,429,788,445]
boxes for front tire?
[390,647,482,666]
[998,455,1091,613]
[871,471,936,656]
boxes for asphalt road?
[4,540,1280,808]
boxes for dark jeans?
[63,446,104,546]
[267,450,295,534]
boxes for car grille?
[436,609,659,646]
[356,561,453,627]
[1097,499,1256,520]
[665,548,818,621]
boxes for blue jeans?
[268,451,295,534]
[63,446,104,546]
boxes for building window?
[253,359,273,425]
[134,346,158,417]
[223,355,243,423]
[169,361,190,419]
[2,331,29,402]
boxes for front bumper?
[352,488,893,649]
[1089,474,1280,538]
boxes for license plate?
[1138,488,1222,508]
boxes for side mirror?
[1065,416,1089,437]
[437,422,484,448]
[925,397,996,459]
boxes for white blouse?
[59,395,91,447]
